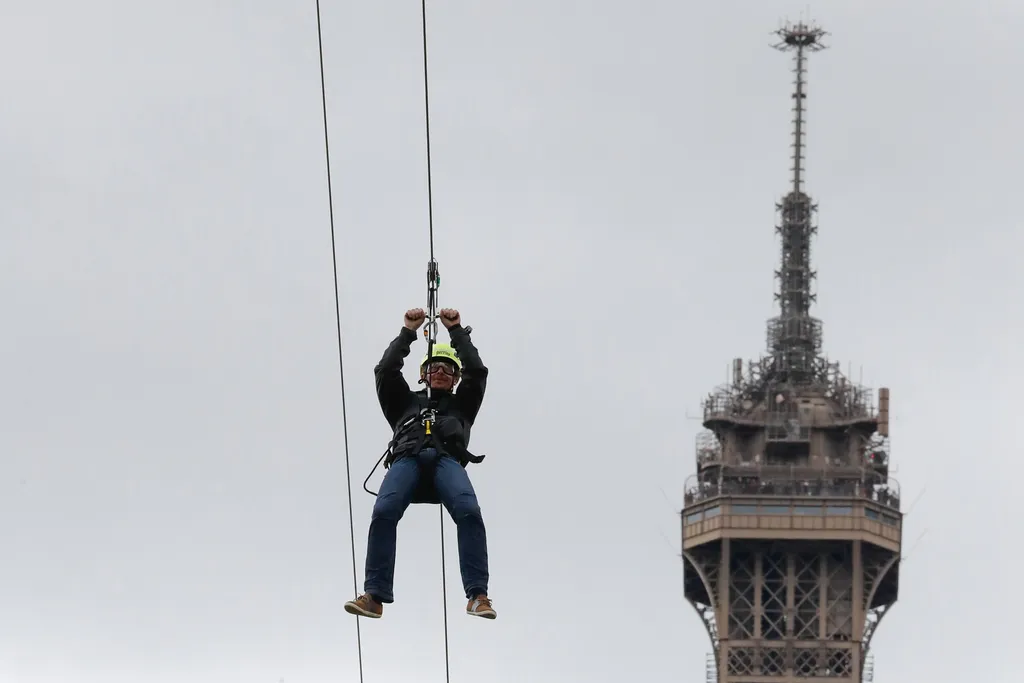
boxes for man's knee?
[450,490,483,521]
[371,490,408,522]
[371,458,417,522]
[436,458,484,521]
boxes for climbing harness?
[317,1,459,681]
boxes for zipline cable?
[316,0,449,679]
[421,0,436,265]
[313,2,364,682]
[440,506,450,683]
[417,0,452,679]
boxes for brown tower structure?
[681,22,902,682]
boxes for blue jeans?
[364,447,489,603]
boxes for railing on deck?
[683,471,901,512]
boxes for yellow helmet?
[420,343,462,371]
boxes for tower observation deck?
[681,22,902,682]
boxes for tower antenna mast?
[766,20,829,386]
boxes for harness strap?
[383,409,486,469]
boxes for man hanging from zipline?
[344,306,495,620]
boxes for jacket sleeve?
[374,326,418,427]
[448,324,488,423]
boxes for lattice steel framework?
[684,540,899,681]
[681,21,902,683]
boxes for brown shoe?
[466,594,496,619]
[344,593,383,618]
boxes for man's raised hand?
[404,308,426,331]
[439,308,461,329]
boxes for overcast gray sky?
[2,1,1021,681]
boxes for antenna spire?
[772,20,828,193]
[765,19,828,384]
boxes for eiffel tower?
[681,22,902,682]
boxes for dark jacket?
[374,323,488,484]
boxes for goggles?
[425,361,458,376]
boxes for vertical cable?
[314,2,364,681]
[419,3,451,679]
